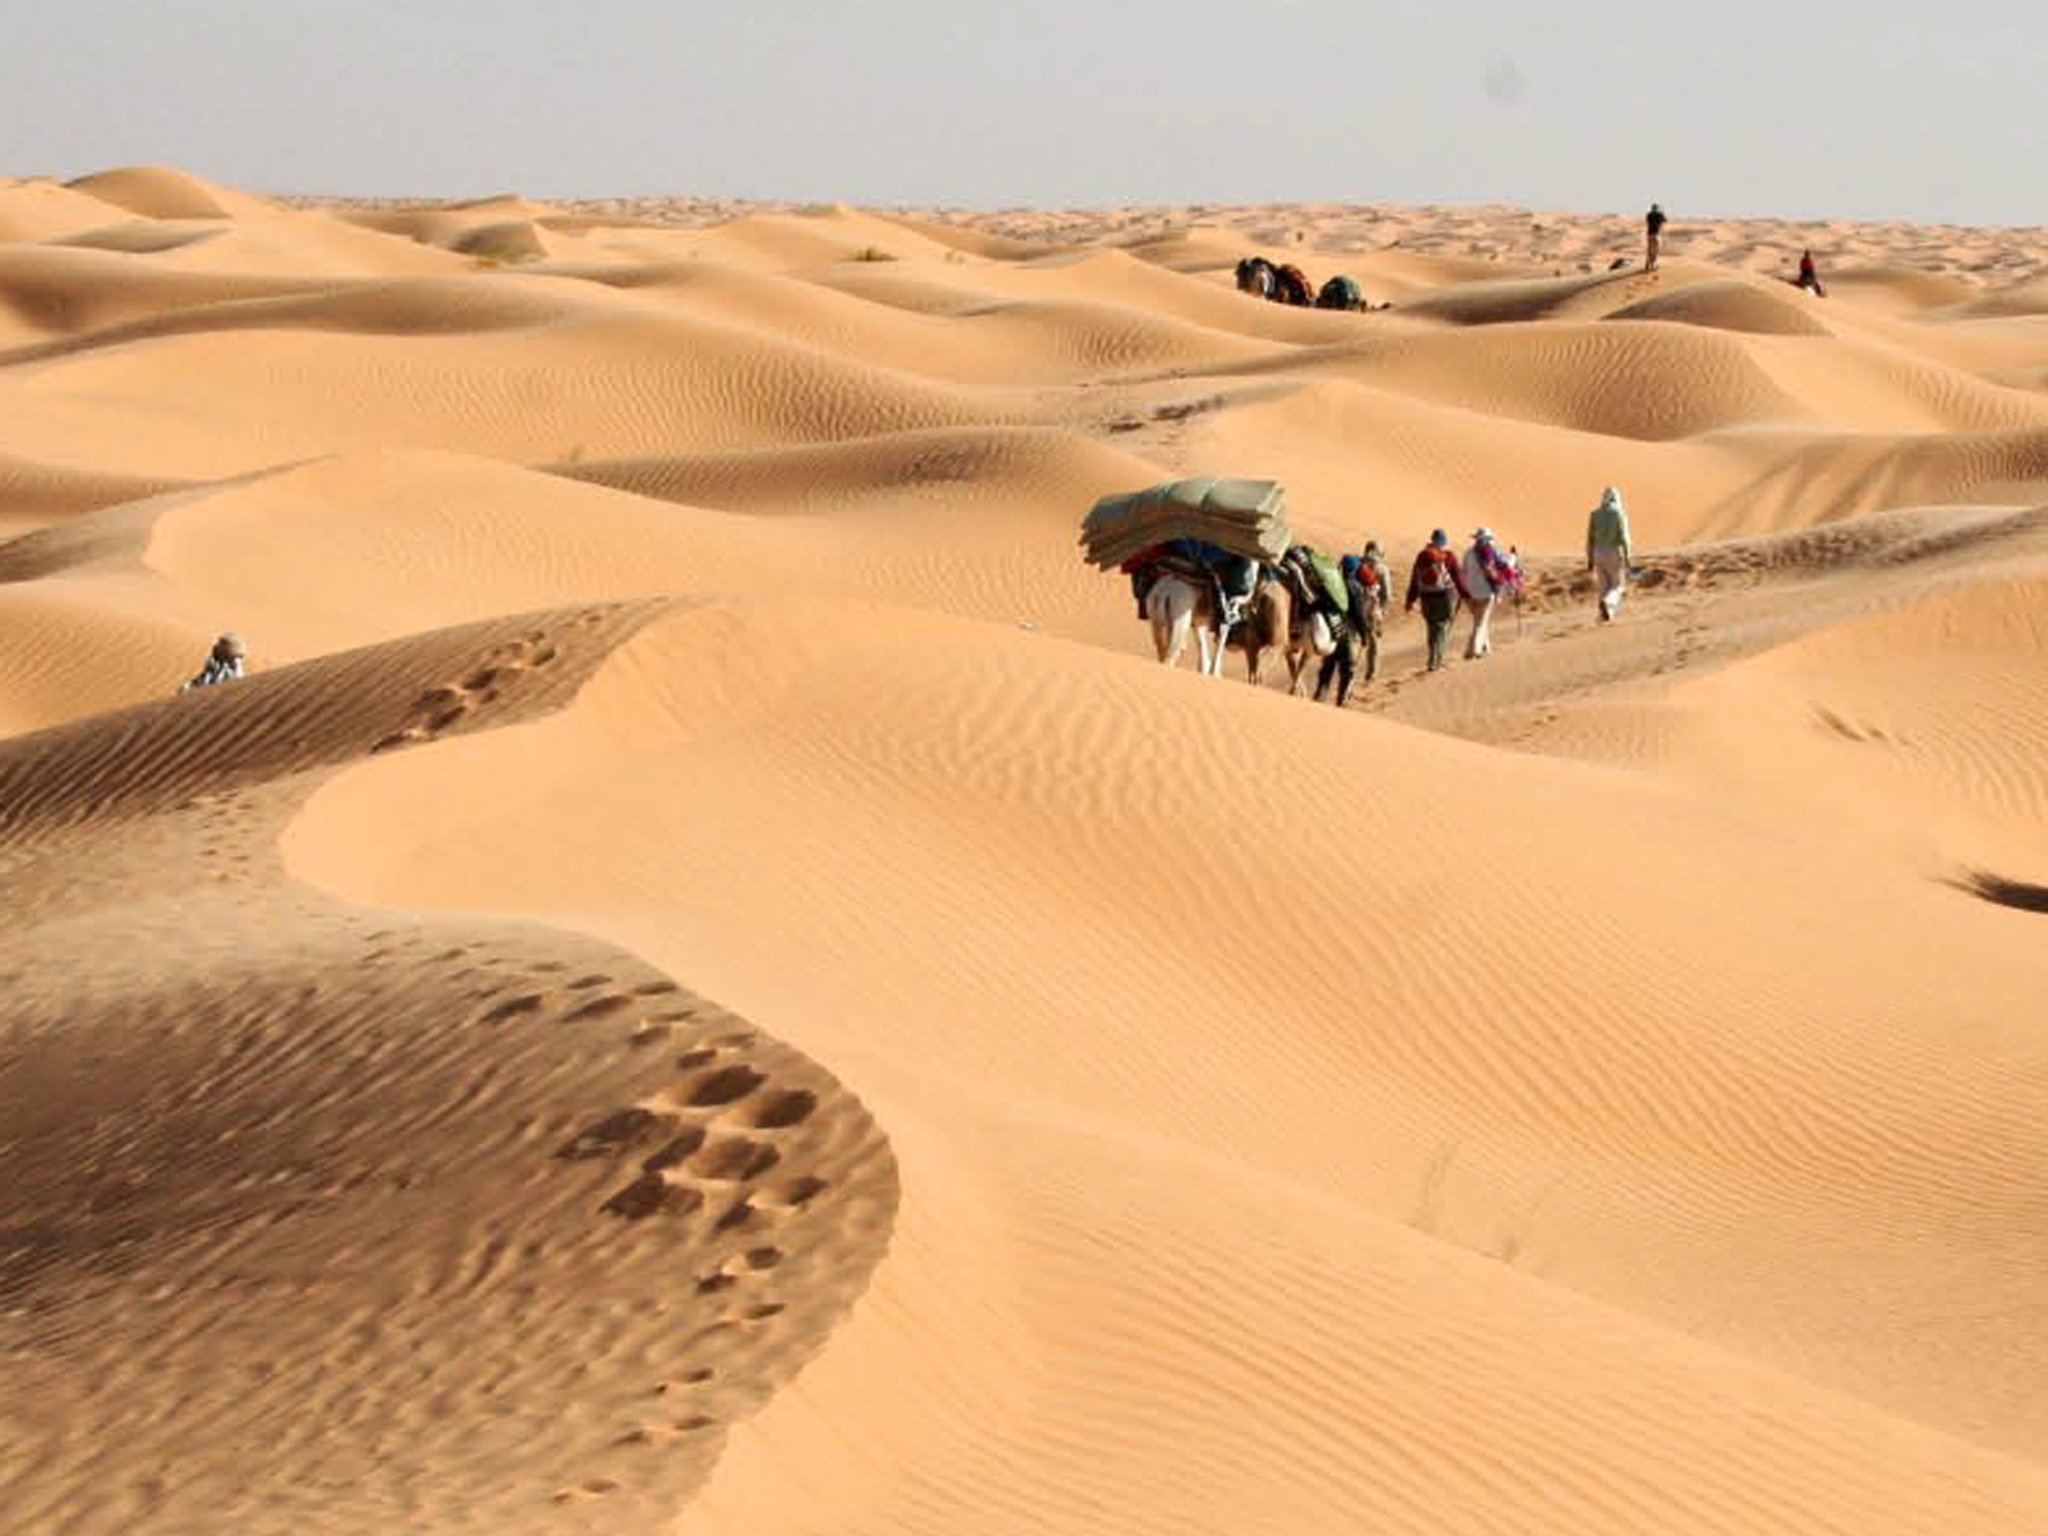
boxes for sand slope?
[2,170,2046,1535]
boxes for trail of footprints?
[372,630,562,754]
[338,928,877,1509]
[519,964,849,1492]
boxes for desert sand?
[1,164,2046,1534]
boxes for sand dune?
[2,169,2046,1535]
[65,165,283,221]
[0,178,132,245]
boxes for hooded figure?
[181,632,247,693]
[1586,488,1633,622]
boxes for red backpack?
[1415,547,1457,593]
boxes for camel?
[1147,568,1333,692]
[1145,570,1231,675]
[1230,575,1297,688]
[1286,608,1339,696]
[1263,560,1341,695]
[1235,256,1314,307]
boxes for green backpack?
[1305,550,1350,613]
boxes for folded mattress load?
[1080,478,1291,569]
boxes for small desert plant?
[850,245,897,263]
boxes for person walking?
[1644,202,1667,271]
[179,632,247,693]
[1404,530,1468,673]
[1317,555,1385,708]
[1585,487,1633,622]
[1795,248,1827,297]
[1313,582,1360,706]
[1354,539,1394,683]
[1460,528,1510,659]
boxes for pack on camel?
[1142,564,1315,684]
[1082,476,1301,679]
[1234,256,1277,301]
[1235,255,1314,307]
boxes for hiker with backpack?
[1404,530,1470,673]
[1347,540,1394,683]
[1586,486,1633,622]
[1312,583,1360,706]
[1315,555,1377,708]
[179,632,247,693]
[1460,528,1522,660]
[1644,203,1667,271]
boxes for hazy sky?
[7,1,2044,224]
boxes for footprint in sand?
[371,631,568,756]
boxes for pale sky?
[7,0,2044,225]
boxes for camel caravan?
[1234,256,1376,312]
[1081,478,1395,707]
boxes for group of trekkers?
[178,491,1635,708]
[1125,485,1637,704]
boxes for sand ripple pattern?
[0,604,897,1535]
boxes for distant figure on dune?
[1405,530,1469,673]
[1795,248,1827,297]
[1645,202,1666,271]
[1586,487,1633,622]
[179,632,247,693]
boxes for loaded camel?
[1145,565,1333,690]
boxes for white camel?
[1145,571,1229,675]
[1146,569,1333,689]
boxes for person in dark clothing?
[1795,248,1827,297]
[1313,563,1374,708]
[1404,530,1470,673]
[1645,202,1667,271]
